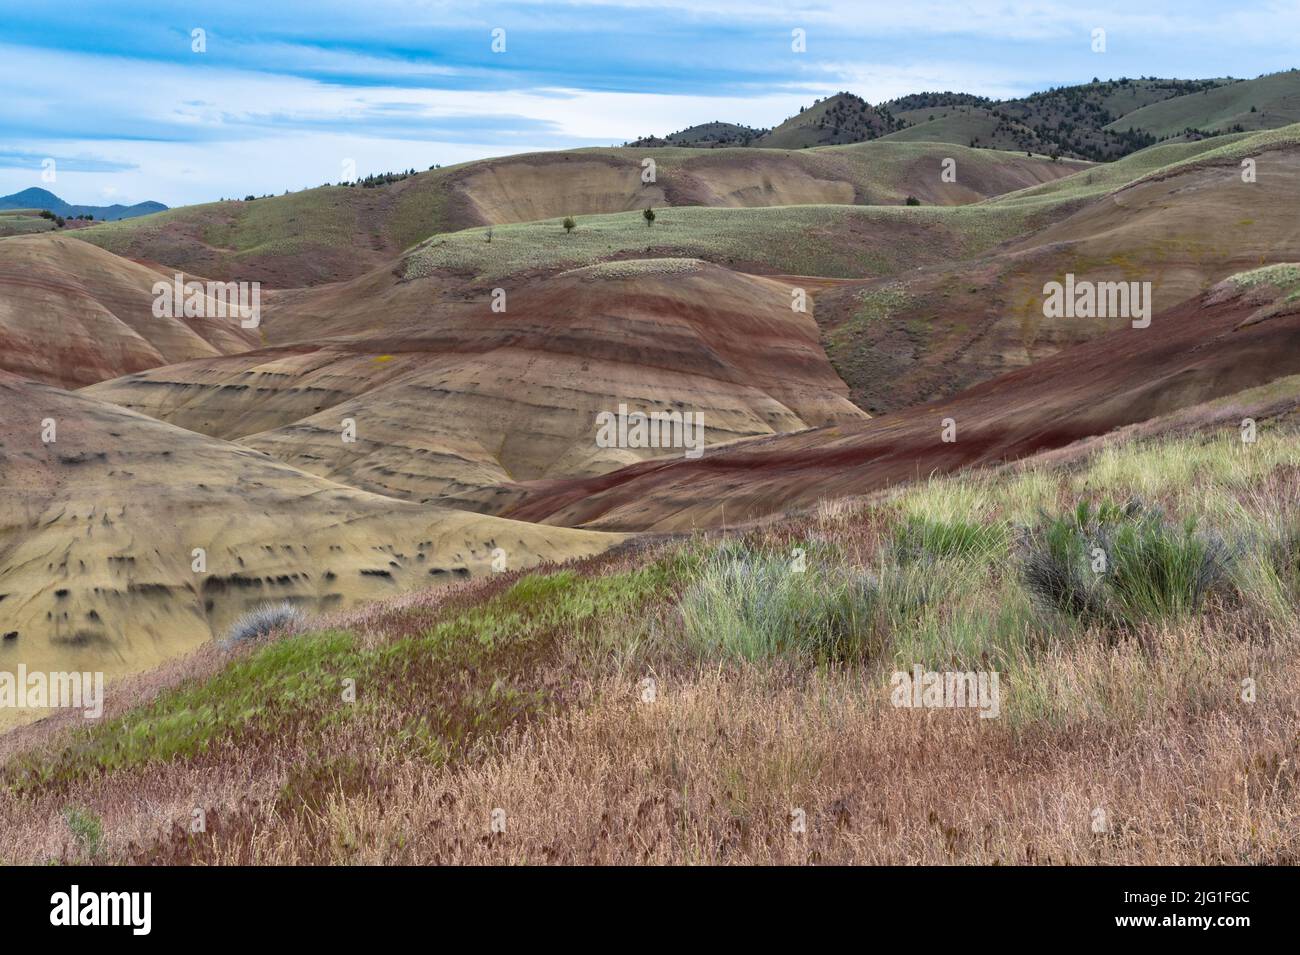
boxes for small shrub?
[562,216,576,234]
[65,807,104,858]
[643,207,656,227]
[224,601,306,646]
[679,542,883,663]
[1021,500,1236,632]
[904,196,921,206]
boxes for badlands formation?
[2,121,1300,724]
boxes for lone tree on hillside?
[563,216,576,234]
[643,207,656,227]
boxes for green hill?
[754,92,904,148]
[1104,69,1300,138]
[628,121,766,148]
[73,140,1079,287]
[628,75,1298,162]
[882,105,1054,155]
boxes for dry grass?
[379,658,1298,865]
[1,423,1297,865]
[11,641,1292,865]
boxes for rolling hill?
[0,210,58,238]
[629,121,767,148]
[880,105,1055,155]
[83,260,868,506]
[632,93,903,150]
[1103,69,1300,138]
[753,93,904,148]
[4,111,1298,729]
[816,126,1300,413]
[68,141,1082,287]
[0,235,259,388]
[639,75,1300,164]
[76,126,1300,532]
[881,78,1243,160]
[494,265,1300,531]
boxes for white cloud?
[3,1,1296,205]
[0,43,825,204]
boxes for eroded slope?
[0,372,619,727]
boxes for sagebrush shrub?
[224,602,306,646]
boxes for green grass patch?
[892,514,1009,564]
[404,202,1045,283]
[64,806,104,859]
[679,541,889,663]
[3,556,691,794]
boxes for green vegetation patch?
[680,541,892,664]
[3,556,691,794]
[64,806,105,859]
[1020,500,1237,631]
[404,202,1043,284]
[893,514,1009,565]
[1227,262,1300,292]
[0,212,58,237]
[563,257,705,279]
[985,133,1256,210]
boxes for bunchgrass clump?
[1021,500,1236,632]
[1264,512,1300,601]
[1246,517,1300,620]
[892,515,1008,564]
[64,806,104,859]
[679,542,884,663]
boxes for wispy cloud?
[0,0,1294,205]
[0,150,137,174]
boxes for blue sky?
[1,0,1296,207]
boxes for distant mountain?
[0,187,166,221]
[627,72,1300,161]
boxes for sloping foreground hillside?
[0,372,620,728]
[496,268,1300,531]
[1,377,1296,864]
